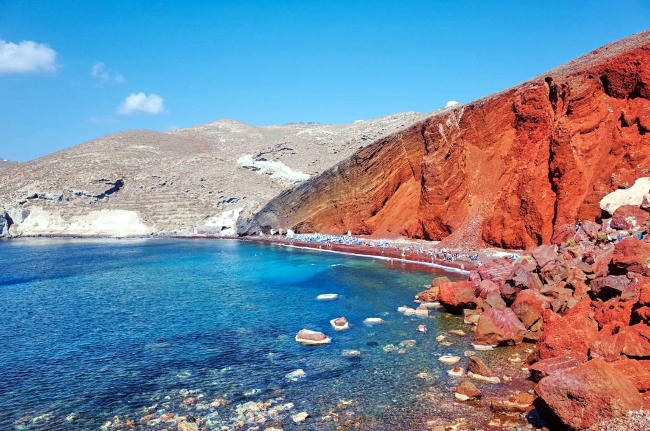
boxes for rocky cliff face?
[243,30,650,249]
[0,113,427,237]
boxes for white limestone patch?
[203,207,242,236]
[237,154,310,183]
[11,206,152,236]
[600,177,650,215]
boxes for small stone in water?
[383,344,397,352]
[65,412,80,422]
[438,355,461,365]
[416,324,428,333]
[292,412,310,423]
[440,341,453,347]
[363,317,385,325]
[417,372,429,379]
[342,349,361,357]
[449,329,466,336]
[399,339,417,347]
[436,334,446,341]
[463,350,475,357]
[447,366,465,377]
[285,369,306,381]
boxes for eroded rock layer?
[243,30,650,249]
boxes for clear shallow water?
[0,238,484,430]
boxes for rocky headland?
[241,30,650,251]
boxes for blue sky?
[1,1,649,161]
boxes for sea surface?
[0,238,498,430]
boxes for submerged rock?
[291,412,309,423]
[363,317,384,325]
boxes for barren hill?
[241,30,650,249]
[0,112,426,236]
[0,159,17,170]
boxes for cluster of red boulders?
[417,223,650,428]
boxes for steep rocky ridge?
[0,113,427,236]
[242,30,650,249]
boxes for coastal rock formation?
[243,30,650,249]
[535,359,644,429]
[0,113,426,237]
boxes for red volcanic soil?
[243,30,650,250]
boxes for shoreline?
[2,232,503,275]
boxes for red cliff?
[241,31,650,249]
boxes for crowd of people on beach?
[283,232,510,267]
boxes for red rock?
[512,289,550,329]
[610,357,650,392]
[483,291,507,310]
[611,237,650,275]
[431,276,452,287]
[537,306,598,361]
[455,380,481,400]
[474,308,526,346]
[528,356,582,382]
[593,297,634,330]
[415,286,438,303]
[532,244,559,268]
[590,331,626,362]
[438,280,477,312]
[639,278,650,305]
[590,275,632,299]
[535,359,644,429]
[620,323,650,358]
[295,329,331,345]
[467,356,496,377]
[540,260,570,284]
[591,323,650,360]
[590,245,615,277]
[508,265,544,291]
[634,306,650,324]
[245,32,650,249]
[477,279,500,299]
[477,258,514,284]
[490,392,535,413]
[610,205,649,231]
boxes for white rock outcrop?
[600,177,650,215]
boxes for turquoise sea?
[0,238,493,430]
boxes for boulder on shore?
[536,303,598,362]
[535,359,644,430]
[528,356,582,382]
[438,281,478,312]
[455,380,481,401]
[511,289,549,329]
[474,308,526,346]
[611,237,650,276]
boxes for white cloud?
[0,39,57,74]
[445,100,459,107]
[117,92,165,115]
[90,62,125,83]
